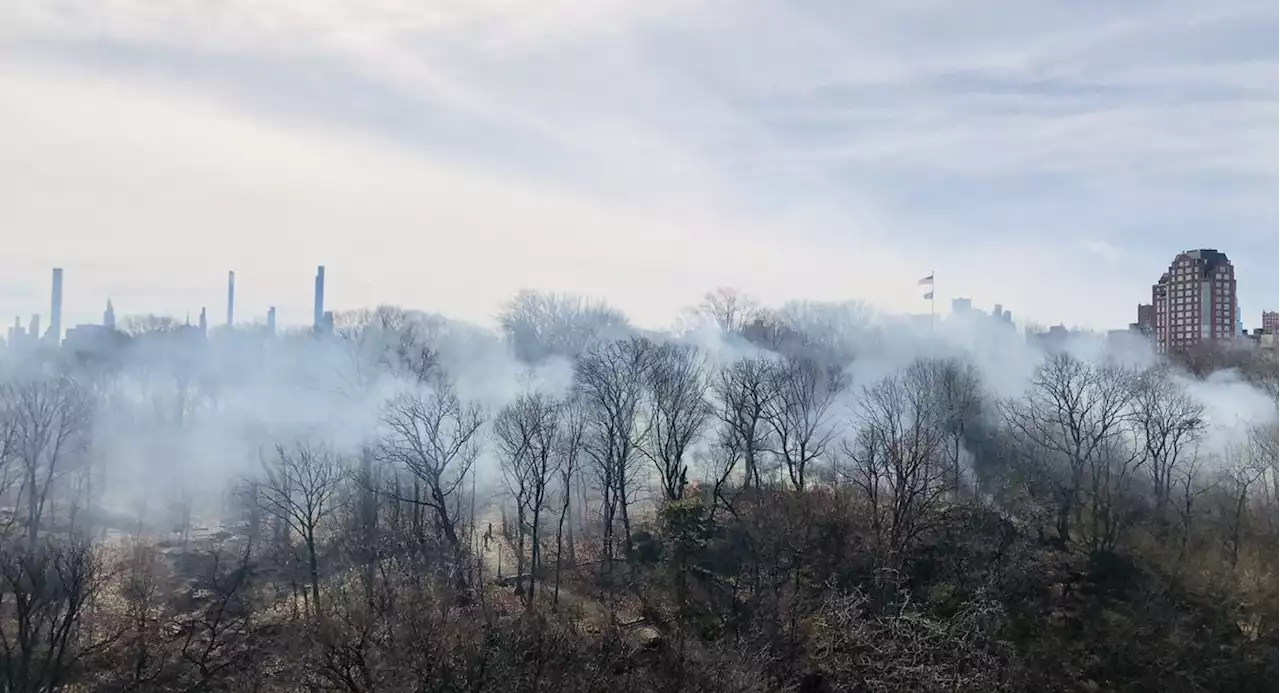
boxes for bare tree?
[1002,353,1136,544]
[333,305,442,388]
[377,374,485,585]
[172,545,259,690]
[499,290,630,363]
[932,358,985,495]
[775,299,873,365]
[740,309,806,354]
[495,391,562,603]
[1248,419,1279,536]
[117,314,183,336]
[348,446,382,605]
[113,539,174,691]
[688,287,761,334]
[842,359,951,562]
[1171,452,1212,564]
[574,336,653,565]
[1082,435,1144,552]
[553,398,586,609]
[763,357,848,491]
[257,439,346,614]
[712,356,776,492]
[1,402,19,535]
[701,425,746,519]
[638,343,712,502]
[1131,366,1205,524]
[0,536,115,692]
[1218,442,1264,568]
[0,374,94,547]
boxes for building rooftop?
[1179,248,1232,273]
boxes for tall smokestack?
[49,267,63,344]
[313,265,326,330]
[227,270,236,327]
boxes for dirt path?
[474,509,658,643]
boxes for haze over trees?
[0,286,1276,691]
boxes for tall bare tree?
[638,343,711,502]
[0,536,113,692]
[0,374,94,546]
[257,440,346,614]
[1002,353,1136,544]
[377,374,485,585]
[712,356,776,491]
[333,305,442,391]
[495,391,562,603]
[763,357,848,491]
[842,359,951,562]
[552,397,586,608]
[500,290,630,363]
[574,336,653,565]
[933,358,986,495]
[689,287,761,334]
[1131,366,1205,523]
[1217,440,1265,568]
[0,402,19,534]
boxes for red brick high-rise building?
[1263,311,1278,335]
[1151,249,1237,354]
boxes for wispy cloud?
[1080,239,1124,263]
[0,0,1274,330]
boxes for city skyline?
[4,252,1275,342]
[0,1,1275,333]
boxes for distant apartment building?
[1151,249,1237,354]
[951,297,972,314]
[1133,303,1154,335]
[1263,311,1278,335]
[993,304,1013,324]
[1027,324,1079,351]
[1243,328,1278,352]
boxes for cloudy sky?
[1,0,1275,332]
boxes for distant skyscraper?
[1130,303,1155,337]
[266,306,277,334]
[29,314,40,341]
[103,300,116,329]
[1263,311,1278,335]
[198,307,207,336]
[1151,249,1236,354]
[49,267,63,344]
[951,297,972,314]
[1135,304,1154,334]
[314,265,326,330]
[7,317,22,346]
[227,270,236,327]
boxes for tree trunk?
[516,503,527,601]
[554,494,568,610]
[306,531,321,616]
[618,469,634,558]
[530,506,541,605]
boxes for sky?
[0,0,1275,333]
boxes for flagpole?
[930,268,936,335]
